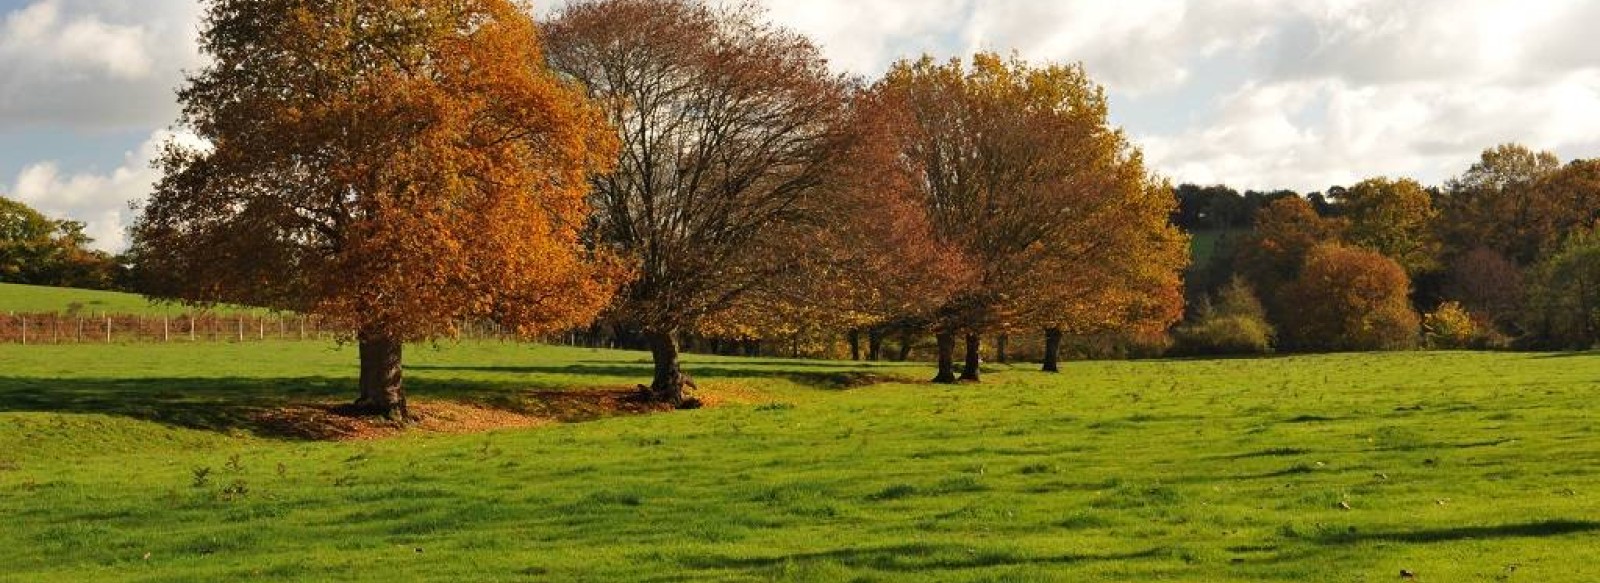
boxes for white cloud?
[6,0,1600,243]
[0,0,203,130]
[8,129,196,252]
[0,0,153,79]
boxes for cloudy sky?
[4,0,1600,251]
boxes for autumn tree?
[1446,246,1525,331]
[871,53,1184,382]
[1338,177,1440,274]
[697,89,970,360]
[1438,144,1600,265]
[1233,196,1347,320]
[131,0,620,420]
[1278,244,1420,352]
[543,0,856,404]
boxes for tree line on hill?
[0,197,124,290]
[1176,145,1600,355]
[8,0,1598,421]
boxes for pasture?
[0,341,1596,581]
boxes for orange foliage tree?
[873,53,1187,382]
[1440,145,1600,265]
[1278,244,1420,352]
[1233,196,1347,320]
[131,0,621,420]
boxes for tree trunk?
[898,330,914,362]
[867,329,883,361]
[848,329,862,361]
[997,334,1009,364]
[932,332,957,384]
[354,335,408,421]
[647,330,689,405]
[1042,328,1063,373]
[960,333,982,382]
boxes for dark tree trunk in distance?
[355,336,408,421]
[647,330,689,405]
[997,334,1009,364]
[898,330,914,362]
[1042,328,1063,373]
[960,333,981,382]
[867,329,883,361]
[848,329,861,361]
[932,332,957,383]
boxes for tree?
[1439,144,1573,265]
[131,0,620,420]
[1524,227,1600,349]
[1338,177,1440,274]
[1233,196,1347,320]
[1,195,121,289]
[873,53,1179,382]
[1446,246,1525,331]
[1277,244,1420,352]
[543,0,856,404]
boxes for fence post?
[163,316,170,342]
[237,315,244,343]
[76,317,82,343]
[190,316,196,341]
[105,315,111,343]
[19,315,26,345]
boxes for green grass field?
[1,342,1597,582]
[0,283,269,316]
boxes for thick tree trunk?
[1042,328,1063,373]
[932,332,957,384]
[898,330,914,362]
[867,329,883,361]
[960,333,982,382]
[647,330,689,405]
[848,329,862,361]
[997,334,1009,364]
[354,336,408,421]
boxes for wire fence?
[0,313,519,345]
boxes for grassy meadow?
[0,341,1596,582]
[0,282,270,317]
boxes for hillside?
[0,283,271,316]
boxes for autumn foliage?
[1277,244,1420,352]
[131,0,622,419]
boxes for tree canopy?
[131,0,622,419]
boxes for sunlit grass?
[1,342,1596,581]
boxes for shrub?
[1174,278,1275,355]
[1278,244,1420,351]
[1422,302,1478,349]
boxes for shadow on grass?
[1315,520,1600,545]
[678,543,1167,572]
[0,374,625,439]
[409,363,910,391]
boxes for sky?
[3,0,1599,252]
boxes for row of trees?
[0,197,124,289]
[129,0,1187,419]
[1181,144,1600,354]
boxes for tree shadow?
[408,363,912,391]
[1315,520,1600,545]
[0,374,599,439]
[677,542,1167,573]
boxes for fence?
[0,313,519,345]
